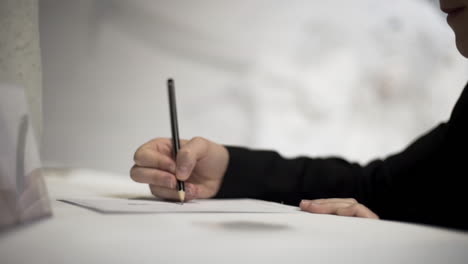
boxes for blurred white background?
[39,0,468,176]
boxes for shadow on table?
[193,220,292,232]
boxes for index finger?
[133,147,176,172]
[300,200,352,214]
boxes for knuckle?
[179,148,191,157]
[351,203,364,211]
[191,136,206,143]
[347,198,358,204]
[133,148,148,164]
[133,151,140,163]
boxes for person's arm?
[216,123,449,222]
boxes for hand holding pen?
[130,80,230,202]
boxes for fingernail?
[300,200,310,207]
[176,166,189,179]
[310,199,323,204]
[178,166,188,173]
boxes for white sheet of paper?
[59,197,300,214]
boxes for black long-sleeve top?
[216,83,468,231]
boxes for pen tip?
[178,190,185,204]
[168,78,174,85]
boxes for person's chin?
[447,10,468,58]
[456,36,468,58]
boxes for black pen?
[167,78,185,204]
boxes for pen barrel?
[167,79,180,157]
[167,79,185,196]
[177,180,185,191]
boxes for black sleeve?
[217,84,468,230]
[215,123,448,221]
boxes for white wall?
[39,0,468,176]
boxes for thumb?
[175,137,209,181]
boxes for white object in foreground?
[0,84,51,228]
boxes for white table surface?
[1,168,468,264]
